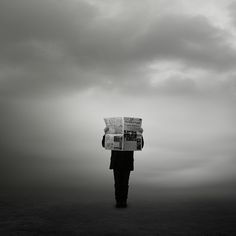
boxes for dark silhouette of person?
[102,127,144,208]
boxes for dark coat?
[102,135,144,171]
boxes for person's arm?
[138,128,144,148]
[102,135,105,148]
[102,127,109,148]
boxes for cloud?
[1,0,236,98]
[137,15,236,70]
[228,1,236,28]
[1,0,236,192]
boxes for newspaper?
[104,117,123,134]
[123,117,142,133]
[104,117,143,151]
[105,134,123,151]
[123,133,143,151]
[104,117,142,134]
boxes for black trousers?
[113,170,131,202]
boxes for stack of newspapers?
[104,117,143,151]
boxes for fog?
[1,91,236,198]
[1,0,236,198]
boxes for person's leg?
[113,170,122,206]
[113,170,130,207]
[121,170,130,186]
[113,170,131,207]
[119,170,130,206]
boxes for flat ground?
[0,187,236,236]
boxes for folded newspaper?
[104,117,143,151]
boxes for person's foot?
[115,201,127,208]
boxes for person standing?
[102,127,144,208]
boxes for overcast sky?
[1,0,236,195]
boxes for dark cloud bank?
[1,0,236,97]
